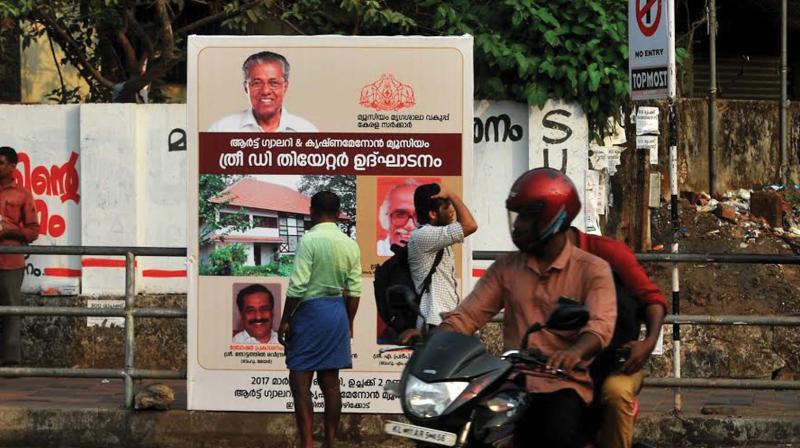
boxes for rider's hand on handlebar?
[546,348,583,372]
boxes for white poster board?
[187,35,473,412]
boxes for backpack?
[373,244,444,334]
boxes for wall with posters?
[0,100,601,298]
[0,104,187,296]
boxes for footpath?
[0,378,798,447]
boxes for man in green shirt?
[278,191,362,448]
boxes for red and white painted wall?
[1,101,602,296]
[0,104,187,295]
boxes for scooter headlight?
[404,374,469,419]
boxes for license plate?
[384,420,457,447]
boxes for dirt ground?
[649,194,800,317]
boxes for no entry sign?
[636,0,662,36]
[629,0,675,100]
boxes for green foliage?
[0,0,276,102]
[3,0,633,137]
[280,0,631,140]
[440,0,629,140]
[202,243,248,276]
[199,174,252,245]
[297,175,356,232]
[234,259,295,277]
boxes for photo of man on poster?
[376,177,440,257]
[209,51,318,132]
[232,283,281,344]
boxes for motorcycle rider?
[566,226,666,448]
[438,168,617,448]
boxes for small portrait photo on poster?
[375,176,441,257]
[231,282,282,345]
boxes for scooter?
[382,298,651,448]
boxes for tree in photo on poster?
[298,175,356,237]
[208,51,318,133]
[232,283,282,345]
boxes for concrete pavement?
[0,378,798,447]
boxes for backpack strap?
[418,249,445,297]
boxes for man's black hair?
[310,191,340,217]
[414,183,446,225]
[236,284,274,311]
[242,51,290,81]
[0,147,18,165]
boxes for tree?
[3,0,636,138]
[199,174,251,245]
[0,0,282,102]
[297,175,356,232]
[279,0,631,140]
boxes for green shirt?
[287,222,363,300]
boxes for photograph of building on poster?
[199,174,354,277]
[188,35,472,413]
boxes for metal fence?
[475,250,800,396]
[1,246,798,409]
[0,246,186,408]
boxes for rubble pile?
[646,187,800,379]
[678,186,800,252]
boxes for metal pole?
[124,252,135,409]
[708,0,717,196]
[475,250,800,264]
[669,100,682,412]
[780,0,788,184]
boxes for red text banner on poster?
[198,132,462,175]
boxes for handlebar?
[501,349,587,375]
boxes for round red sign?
[636,0,662,37]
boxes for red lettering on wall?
[33,199,65,238]
[14,151,81,204]
[15,151,80,239]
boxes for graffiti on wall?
[473,114,523,143]
[539,109,573,173]
[12,151,80,238]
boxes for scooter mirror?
[545,298,589,331]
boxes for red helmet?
[506,168,581,241]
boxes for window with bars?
[253,216,278,228]
[278,213,308,252]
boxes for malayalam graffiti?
[13,151,81,238]
[473,114,523,143]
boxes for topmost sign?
[629,0,675,100]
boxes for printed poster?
[187,35,473,412]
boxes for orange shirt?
[439,241,616,403]
[0,181,40,270]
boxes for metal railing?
[2,246,797,408]
[0,246,187,408]
[475,250,800,392]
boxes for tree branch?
[123,7,154,67]
[115,14,139,77]
[174,0,265,36]
[154,0,175,59]
[32,7,115,89]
